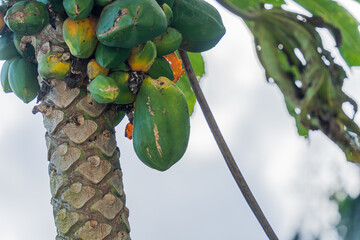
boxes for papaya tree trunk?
[34,79,131,240]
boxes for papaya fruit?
[37,0,64,12]
[8,58,40,103]
[95,43,131,69]
[133,77,190,171]
[0,35,20,60]
[5,1,50,36]
[96,0,167,49]
[128,41,157,72]
[152,27,182,57]
[109,71,135,104]
[95,0,113,7]
[89,75,119,103]
[1,57,20,93]
[87,59,109,80]
[171,0,225,52]
[156,0,175,8]
[63,16,98,58]
[38,52,71,80]
[110,62,130,72]
[148,57,174,81]
[113,110,125,127]
[63,0,94,20]
[162,3,173,26]
[13,33,35,61]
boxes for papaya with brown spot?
[133,77,190,171]
[4,1,49,36]
[96,0,167,49]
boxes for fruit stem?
[178,49,279,240]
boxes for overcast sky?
[1,1,360,240]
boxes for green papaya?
[162,3,173,26]
[113,111,125,127]
[152,27,182,57]
[37,0,64,12]
[1,57,20,93]
[5,1,50,35]
[128,41,157,72]
[110,62,130,72]
[0,35,20,60]
[63,16,98,58]
[63,0,94,20]
[89,75,119,103]
[156,0,174,8]
[95,0,113,7]
[109,71,135,104]
[133,77,190,171]
[96,0,167,49]
[171,0,225,52]
[13,33,35,60]
[95,43,131,69]
[8,58,40,103]
[38,52,71,80]
[148,57,174,81]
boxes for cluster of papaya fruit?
[0,0,225,171]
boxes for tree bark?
[35,80,131,240]
[30,18,131,239]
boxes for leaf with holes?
[251,8,360,162]
[293,0,360,66]
[220,0,285,12]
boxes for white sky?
[0,1,360,239]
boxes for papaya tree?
[1,0,360,239]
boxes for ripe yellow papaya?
[38,52,71,80]
[63,17,98,58]
[127,41,157,72]
[87,59,109,80]
[133,77,190,171]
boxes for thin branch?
[178,50,279,240]
[215,0,260,21]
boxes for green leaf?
[176,52,205,115]
[224,0,284,11]
[252,9,360,162]
[294,0,360,66]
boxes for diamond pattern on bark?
[94,130,117,157]
[63,183,96,209]
[43,109,64,134]
[76,220,112,240]
[92,193,123,220]
[109,169,124,197]
[63,117,98,144]
[46,80,80,108]
[50,170,67,197]
[51,144,81,172]
[115,231,131,240]
[77,94,107,118]
[77,156,112,184]
[55,209,80,234]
